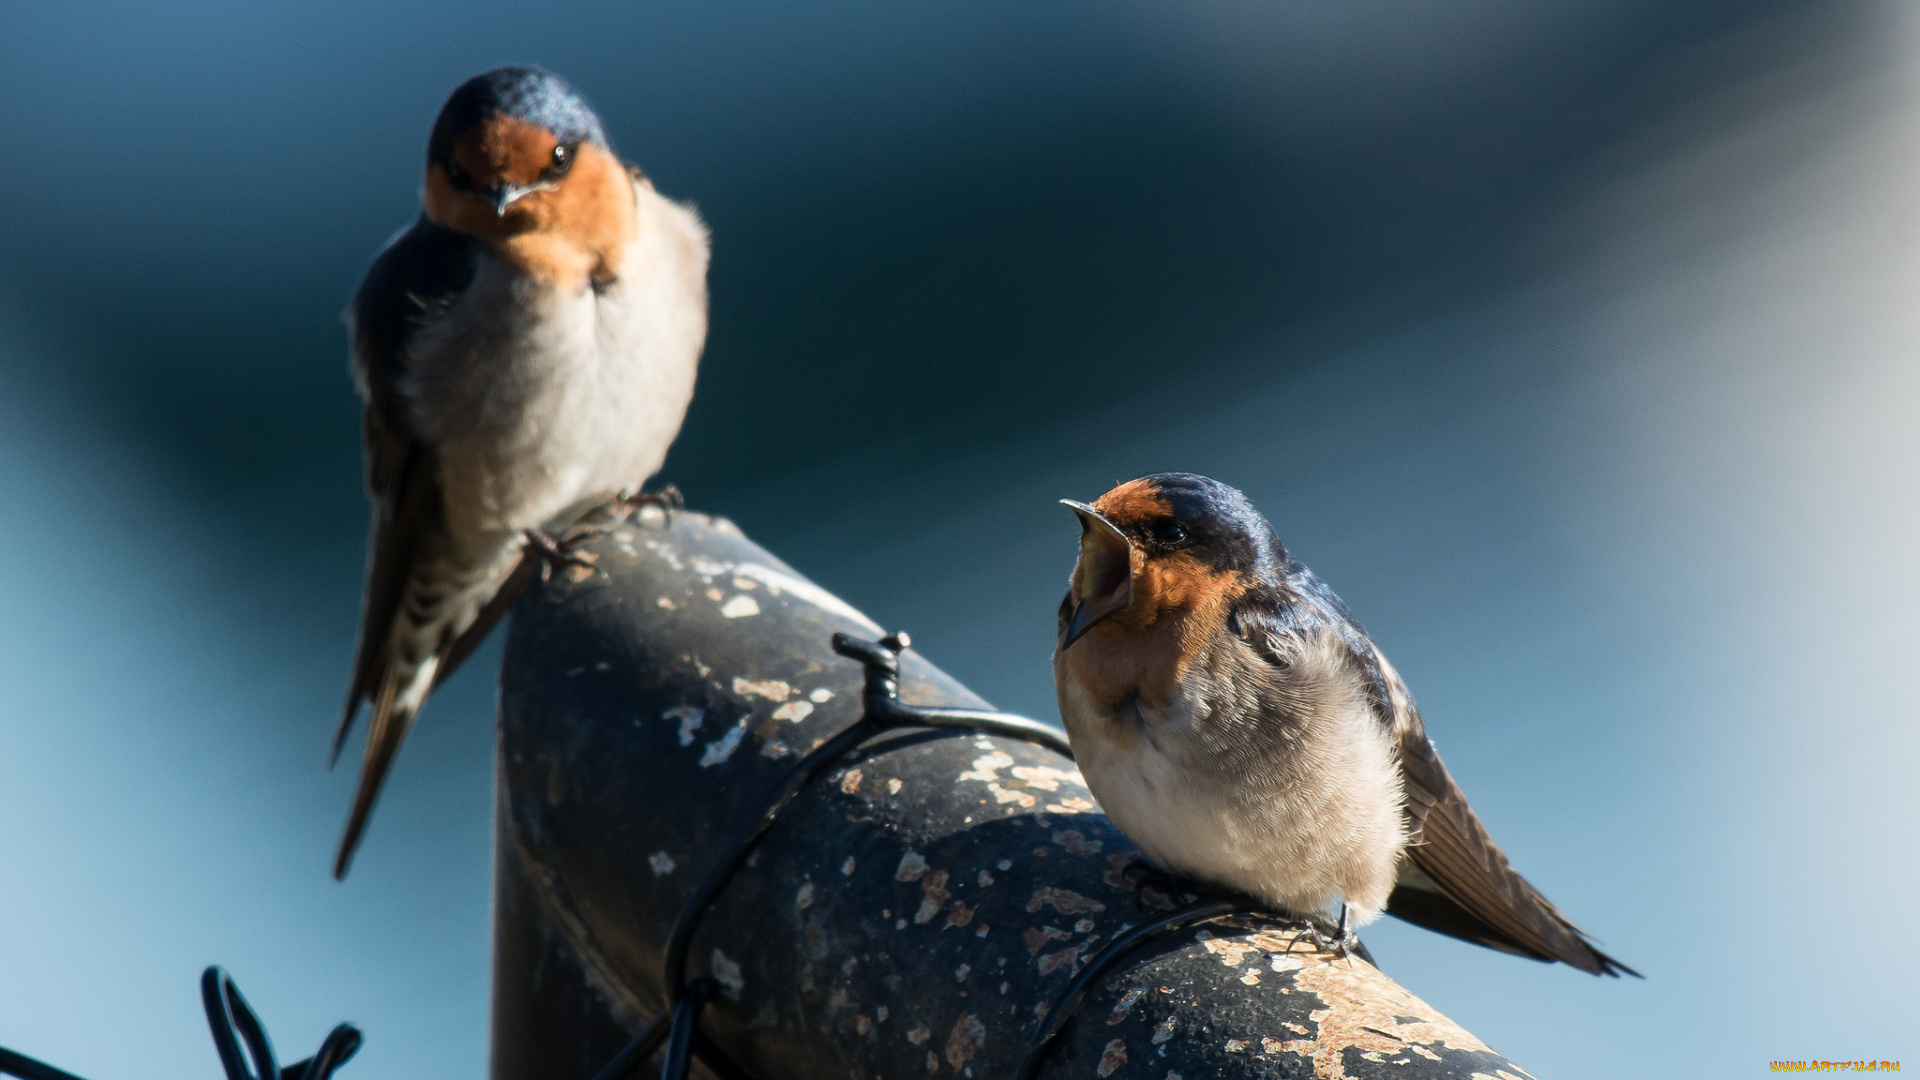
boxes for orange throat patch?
[422,114,638,292]
[1065,554,1247,711]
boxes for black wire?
[203,967,278,1080]
[687,1036,753,1080]
[586,984,754,1080]
[1014,898,1258,1080]
[0,968,360,1080]
[202,967,363,1080]
[660,715,881,1008]
[629,630,1078,1080]
[587,1009,673,1080]
[660,630,1074,1017]
[281,1026,364,1080]
[0,1048,89,1080]
[659,980,715,1080]
[884,706,1074,758]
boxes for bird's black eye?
[545,142,576,178]
[445,159,472,189]
[1152,521,1186,546]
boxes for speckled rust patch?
[944,1012,986,1069]
[1256,939,1527,1080]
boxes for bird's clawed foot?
[525,487,684,582]
[1268,907,1371,966]
[524,528,601,582]
[615,484,684,527]
[1281,921,1354,960]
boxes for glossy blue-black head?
[1059,473,1284,647]
[1118,473,1281,574]
[421,68,616,222]
[429,67,608,166]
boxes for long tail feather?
[333,658,436,879]
[329,695,362,771]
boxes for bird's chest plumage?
[400,190,705,550]
[1053,623,1409,920]
[1056,636,1276,873]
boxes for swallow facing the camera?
[1053,473,1633,975]
[332,66,709,878]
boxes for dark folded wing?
[331,217,476,763]
[1232,576,1635,977]
[1389,721,1636,976]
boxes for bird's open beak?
[1061,500,1135,649]
[484,182,547,216]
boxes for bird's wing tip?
[1597,952,1642,979]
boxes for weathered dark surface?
[492,510,1538,1080]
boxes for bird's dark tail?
[333,663,430,880]
[329,696,361,771]
[1388,707,1638,978]
[1385,880,1638,977]
[329,553,534,875]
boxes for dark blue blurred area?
[3,1,1916,1077]
[0,0,1834,512]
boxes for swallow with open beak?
[332,67,708,878]
[1053,473,1633,975]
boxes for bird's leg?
[614,483,684,526]
[1273,917,1335,957]
[523,528,600,582]
[1330,904,1356,963]
[1274,904,1369,965]
[562,486,685,548]
[1113,861,1373,965]
[1326,904,1376,964]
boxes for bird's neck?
[428,145,640,293]
[1062,595,1227,712]
[488,155,637,292]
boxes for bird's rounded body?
[399,175,706,556]
[1056,574,1405,924]
[1053,473,1632,975]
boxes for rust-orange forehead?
[449,113,560,186]
[1091,479,1170,526]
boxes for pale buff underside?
[1055,629,1407,924]
[384,174,708,689]
[405,175,708,556]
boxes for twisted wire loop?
[0,967,361,1080]
[202,967,363,1080]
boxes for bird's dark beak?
[485,183,539,216]
[1061,500,1134,649]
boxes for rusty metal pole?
[490,511,1538,1079]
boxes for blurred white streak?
[1122,0,1608,118]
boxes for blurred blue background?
[2,0,1916,1076]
